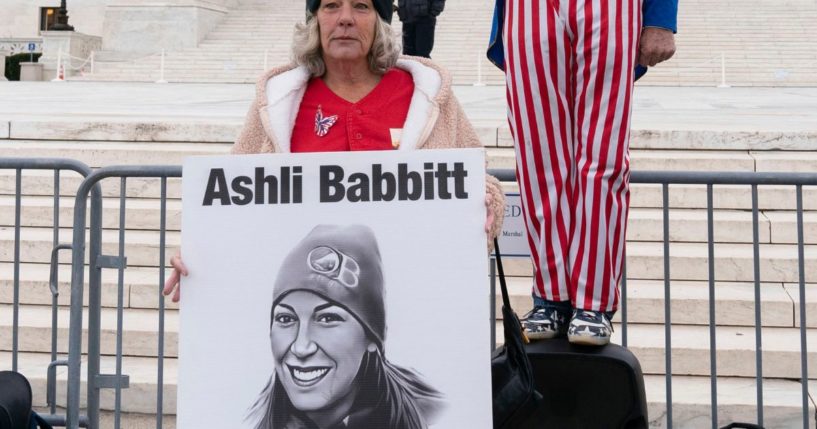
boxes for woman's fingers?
[170,254,189,276]
[172,284,181,303]
[163,253,188,301]
[162,270,179,296]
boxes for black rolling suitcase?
[491,239,648,428]
[523,339,649,429]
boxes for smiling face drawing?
[270,290,373,412]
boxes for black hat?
[273,225,386,350]
[306,0,394,24]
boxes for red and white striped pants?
[503,0,642,312]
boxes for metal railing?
[65,165,181,429]
[0,158,98,427]
[490,168,817,429]
[2,161,815,428]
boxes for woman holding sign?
[163,0,504,302]
[249,224,444,428]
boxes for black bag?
[0,371,53,429]
[525,339,648,428]
[721,424,764,429]
[491,239,543,428]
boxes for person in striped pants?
[488,0,677,345]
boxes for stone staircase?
[81,0,817,86]
[2,111,817,427]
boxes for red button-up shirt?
[290,69,414,153]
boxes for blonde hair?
[292,13,401,77]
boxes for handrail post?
[66,180,102,429]
[156,49,168,84]
[87,184,104,429]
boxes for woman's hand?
[485,193,495,234]
[162,253,188,303]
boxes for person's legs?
[402,21,418,56]
[504,0,575,338]
[412,16,437,58]
[566,0,641,344]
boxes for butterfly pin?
[314,105,339,137]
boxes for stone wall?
[101,0,235,56]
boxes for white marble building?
[1,0,108,40]
[1,0,240,55]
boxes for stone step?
[488,148,817,175]
[494,321,816,380]
[7,358,816,427]
[0,262,177,311]
[0,140,232,168]
[0,227,180,268]
[620,324,815,380]
[633,208,817,245]
[2,120,243,143]
[7,190,817,245]
[6,118,817,151]
[0,169,183,200]
[0,260,806,327]
[499,277,799,328]
[486,149,760,172]
[4,303,814,379]
[630,183,817,211]
[0,169,814,212]
[78,0,817,87]
[790,283,817,329]
[752,151,817,173]
[500,242,817,283]
[627,208,773,244]
[0,279,811,376]
[644,375,814,429]
[6,351,176,415]
[3,210,815,270]
[0,195,183,231]
[0,304,178,358]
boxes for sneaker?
[567,310,613,346]
[523,306,569,340]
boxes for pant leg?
[402,21,417,56]
[567,0,641,312]
[412,16,437,58]
[503,0,575,305]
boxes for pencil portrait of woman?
[248,224,445,429]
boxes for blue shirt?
[487,0,678,80]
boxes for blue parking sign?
[28,43,36,52]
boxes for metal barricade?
[66,165,181,429]
[489,168,817,429]
[0,158,98,427]
[5,162,813,428]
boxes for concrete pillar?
[41,31,102,80]
[19,62,43,81]
[0,51,7,81]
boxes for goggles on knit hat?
[272,224,387,350]
[306,0,394,23]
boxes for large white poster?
[178,149,493,428]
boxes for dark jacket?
[397,0,445,22]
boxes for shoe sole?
[567,333,610,346]
[525,329,565,340]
